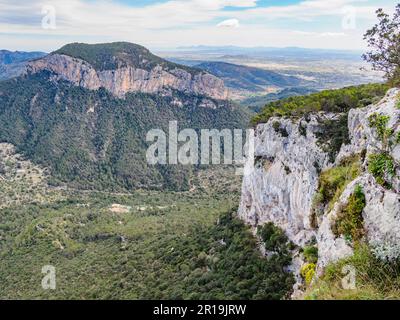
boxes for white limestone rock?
[238,88,400,291]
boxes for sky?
[0,0,397,52]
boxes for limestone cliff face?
[27,54,229,100]
[238,88,400,290]
[238,113,334,246]
[318,88,400,268]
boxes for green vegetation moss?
[257,222,292,256]
[251,83,388,126]
[368,153,396,188]
[54,42,201,74]
[305,244,400,300]
[332,184,366,242]
[312,155,361,215]
[303,245,319,264]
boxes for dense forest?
[252,83,388,125]
[0,71,249,191]
[0,189,294,299]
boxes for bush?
[252,83,388,126]
[257,222,290,254]
[368,113,394,150]
[298,122,307,137]
[368,153,395,188]
[272,121,289,137]
[312,155,361,215]
[303,246,319,264]
[315,114,350,163]
[332,184,366,242]
[301,263,316,286]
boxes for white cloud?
[0,0,395,51]
[217,19,240,28]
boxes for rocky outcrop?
[238,88,400,292]
[27,54,229,100]
[318,88,400,268]
[238,114,335,246]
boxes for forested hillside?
[0,71,249,191]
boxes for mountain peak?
[54,42,158,71]
[27,42,229,100]
[53,42,197,74]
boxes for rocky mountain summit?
[0,42,249,192]
[238,87,400,294]
[26,42,229,100]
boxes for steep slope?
[237,84,399,295]
[0,43,249,191]
[27,42,228,99]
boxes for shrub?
[257,222,290,254]
[301,263,316,286]
[368,113,391,140]
[272,121,289,137]
[332,184,366,242]
[272,121,281,132]
[303,245,319,264]
[312,155,361,214]
[368,113,394,150]
[252,83,388,126]
[299,122,307,137]
[315,114,350,163]
[368,153,395,188]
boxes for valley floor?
[0,146,293,299]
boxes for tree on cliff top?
[363,4,400,86]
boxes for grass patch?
[312,155,361,218]
[305,244,400,300]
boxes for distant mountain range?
[241,87,318,111]
[195,61,308,95]
[0,50,47,80]
[0,50,47,65]
[174,46,364,61]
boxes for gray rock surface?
[238,88,400,291]
[27,54,229,100]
